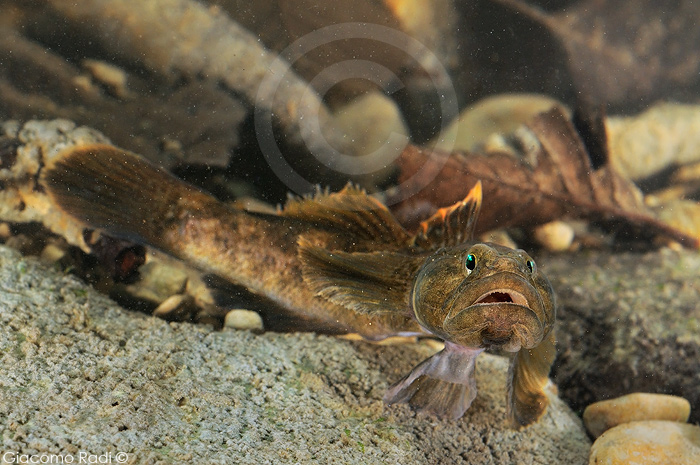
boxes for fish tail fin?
[384,343,481,420]
[41,144,216,249]
[507,330,556,427]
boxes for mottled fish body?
[43,144,556,426]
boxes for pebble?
[153,294,197,321]
[224,309,264,331]
[0,222,11,240]
[124,260,188,305]
[82,58,132,98]
[589,421,700,465]
[533,221,575,252]
[584,393,691,438]
[40,243,66,263]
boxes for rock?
[648,160,700,204]
[82,59,132,98]
[0,222,11,239]
[607,103,700,181]
[650,199,700,243]
[334,92,409,185]
[589,421,700,465]
[121,260,188,306]
[433,93,564,152]
[153,294,198,322]
[39,243,66,263]
[0,119,108,251]
[478,229,518,249]
[543,248,700,423]
[224,309,264,331]
[583,393,691,438]
[671,159,700,186]
[533,221,575,252]
[0,244,590,464]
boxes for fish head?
[411,242,555,352]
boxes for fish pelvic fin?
[384,342,482,420]
[506,329,556,427]
[298,237,420,317]
[412,181,482,250]
[281,184,412,245]
[41,144,216,248]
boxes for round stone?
[533,221,575,252]
[589,421,700,465]
[583,393,691,438]
[224,309,264,331]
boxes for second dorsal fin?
[412,181,482,250]
[280,184,412,244]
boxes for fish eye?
[526,259,536,273]
[465,253,476,273]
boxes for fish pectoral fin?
[298,238,420,317]
[383,343,482,420]
[507,330,556,427]
[413,181,482,250]
[281,184,412,245]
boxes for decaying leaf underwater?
[391,108,700,248]
[42,144,556,427]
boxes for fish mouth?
[472,289,529,307]
[442,274,545,351]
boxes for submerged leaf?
[390,108,700,248]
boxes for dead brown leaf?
[497,0,700,107]
[389,108,700,248]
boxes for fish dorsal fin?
[281,184,412,244]
[412,181,482,250]
[298,237,422,317]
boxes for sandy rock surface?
[0,245,590,464]
[544,247,700,423]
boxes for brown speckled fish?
[42,144,556,426]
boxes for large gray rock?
[545,247,700,422]
[0,245,590,464]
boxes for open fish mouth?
[472,289,529,307]
[443,284,543,350]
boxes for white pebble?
[224,309,264,331]
[533,221,574,252]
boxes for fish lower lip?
[444,304,543,349]
[447,302,538,336]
